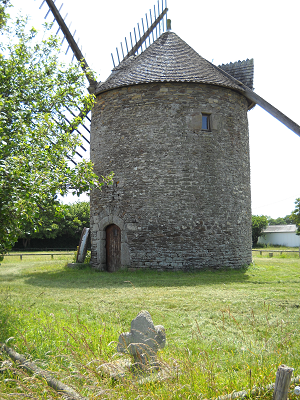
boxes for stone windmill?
[40,0,300,271]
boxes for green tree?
[19,202,61,247]
[291,198,300,235]
[0,15,112,255]
[267,215,293,225]
[283,214,294,225]
[267,217,284,225]
[0,0,10,30]
[58,201,90,237]
[19,201,90,248]
[252,215,268,246]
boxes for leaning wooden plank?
[0,343,86,400]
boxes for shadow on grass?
[0,291,18,343]
[13,265,252,289]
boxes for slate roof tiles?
[96,31,253,95]
[218,59,254,90]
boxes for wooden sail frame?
[38,0,300,139]
[36,0,169,162]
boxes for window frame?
[201,113,211,131]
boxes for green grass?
[1,250,300,399]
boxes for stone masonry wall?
[90,82,252,270]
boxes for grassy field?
[1,249,300,399]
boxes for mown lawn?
[1,250,300,399]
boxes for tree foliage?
[0,14,112,255]
[252,215,268,246]
[58,201,90,237]
[19,201,90,248]
[291,198,300,235]
[267,215,293,226]
[0,0,10,30]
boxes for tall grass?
[1,251,300,398]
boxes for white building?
[258,225,300,247]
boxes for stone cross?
[117,310,166,366]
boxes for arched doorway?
[106,224,121,272]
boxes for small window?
[202,114,211,131]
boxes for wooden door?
[106,224,121,272]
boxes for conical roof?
[95,31,247,95]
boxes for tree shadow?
[14,265,252,289]
[0,291,17,343]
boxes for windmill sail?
[123,5,168,61]
[217,61,300,137]
[38,0,300,140]
[42,0,96,88]
[36,0,169,164]
[36,0,95,163]
[111,0,168,68]
[243,87,300,137]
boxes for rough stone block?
[117,310,166,365]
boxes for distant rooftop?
[263,225,297,233]
[96,31,253,98]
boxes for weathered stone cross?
[117,310,166,366]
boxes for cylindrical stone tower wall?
[90,81,252,270]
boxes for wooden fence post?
[273,364,294,400]
[20,254,22,261]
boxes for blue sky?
[10,0,300,218]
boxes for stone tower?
[90,31,254,271]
